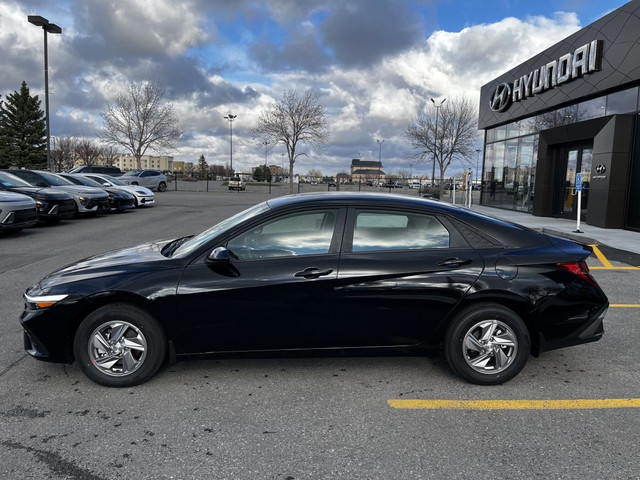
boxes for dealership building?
[478,0,640,231]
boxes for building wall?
[114,154,174,172]
[479,0,640,130]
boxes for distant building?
[350,159,384,182]
[113,154,174,172]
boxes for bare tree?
[51,136,78,172]
[75,138,102,165]
[406,97,478,197]
[99,82,183,169]
[253,90,329,194]
[99,145,120,166]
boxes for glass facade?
[482,86,640,213]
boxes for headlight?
[24,293,68,309]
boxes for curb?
[540,227,598,246]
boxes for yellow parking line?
[590,266,640,270]
[388,398,640,410]
[591,244,613,268]
[588,245,640,269]
[610,304,640,308]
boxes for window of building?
[579,97,606,121]
[606,87,639,115]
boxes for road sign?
[576,173,582,192]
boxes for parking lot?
[1,190,639,479]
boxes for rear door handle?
[294,267,333,279]
[437,257,473,268]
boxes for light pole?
[28,15,62,172]
[223,113,237,177]
[475,148,481,190]
[430,98,446,186]
[376,139,384,183]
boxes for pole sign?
[576,172,582,192]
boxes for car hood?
[38,239,177,289]
[121,185,153,195]
[52,185,108,198]
[7,186,72,200]
[0,191,36,204]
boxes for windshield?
[39,171,74,186]
[103,175,124,186]
[73,176,104,187]
[0,171,34,188]
[172,201,270,258]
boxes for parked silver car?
[119,170,167,192]
[82,174,155,207]
[0,191,38,232]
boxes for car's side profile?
[20,193,608,387]
[119,170,167,192]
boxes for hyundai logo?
[489,83,512,112]
[595,164,606,174]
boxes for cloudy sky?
[0,0,625,177]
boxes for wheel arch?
[437,292,539,355]
[64,291,172,362]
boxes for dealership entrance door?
[554,142,593,220]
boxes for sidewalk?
[441,196,640,256]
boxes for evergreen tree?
[198,154,208,179]
[0,81,46,169]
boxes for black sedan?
[20,193,608,387]
[0,170,76,223]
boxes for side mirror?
[206,246,231,264]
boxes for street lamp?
[430,98,446,186]
[475,148,481,190]
[28,15,62,172]
[223,113,237,177]
[376,139,384,183]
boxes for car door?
[173,207,346,354]
[333,207,485,347]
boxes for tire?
[158,182,167,192]
[73,303,166,387]
[443,303,530,385]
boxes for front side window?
[227,210,338,260]
[352,211,449,252]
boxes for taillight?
[557,261,597,286]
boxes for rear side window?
[352,211,450,252]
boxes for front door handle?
[294,267,333,279]
[437,257,473,268]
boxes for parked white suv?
[120,170,168,192]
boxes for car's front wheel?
[444,304,530,385]
[73,303,166,387]
[158,181,167,192]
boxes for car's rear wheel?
[158,181,167,192]
[444,304,530,385]
[73,303,166,387]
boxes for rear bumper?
[537,304,607,354]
